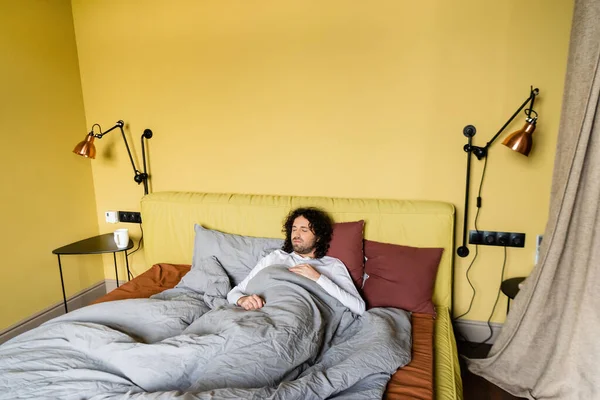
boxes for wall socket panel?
[469,230,525,248]
[118,211,142,224]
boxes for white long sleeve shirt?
[227,249,366,315]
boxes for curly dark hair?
[282,207,333,259]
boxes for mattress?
[94,263,435,399]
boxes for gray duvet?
[0,265,412,400]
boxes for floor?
[458,341,526,400]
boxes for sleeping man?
[227,207,366,315]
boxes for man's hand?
[237,294,265,310]
[289,263,321,281]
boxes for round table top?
[52,233,134,255]
[501,277,526,299]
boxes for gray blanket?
[0,265,411,399]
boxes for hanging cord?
[126,223,144,280]
[478,246,508,345]
[453,155,492,347]
[525,108,538,119]
[524,85,538,120]
[454,229,479,321]
[454,155,489,322]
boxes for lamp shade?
[502,117,537,156]
[73,134,96,159]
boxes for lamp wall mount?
[462,125,489,160]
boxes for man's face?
[291,216,317,257]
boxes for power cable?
[126,223,144,280]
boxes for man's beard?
[292,241,316,256]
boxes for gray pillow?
[176,256,231,297]
[192,224,284,286]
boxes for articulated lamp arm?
[73,120,153,195]
[456,87,539,258]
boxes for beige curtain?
[466,1,600,399]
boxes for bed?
[0,191,462,400]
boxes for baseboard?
[104,279,129,292]
[453,319,503,344]
[0,281,107,345]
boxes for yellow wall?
[0,0,103,331]
[71,0,574,323]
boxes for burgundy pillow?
[361,240,443,314]
[326,220,365,290]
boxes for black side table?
[501,277,526,314]
[52,233,133,313]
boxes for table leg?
[125,252,131,281]
[114,253,119,288]
[507,299,511,315]
[57,255,68,314]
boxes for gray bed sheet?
[0,265,411,399]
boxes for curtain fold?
[466,1,600,399]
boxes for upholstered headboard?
[141,192,455,310]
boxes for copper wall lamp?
[73,120,153,195]
[456,87,539,258]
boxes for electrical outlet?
[497,232,510,246]
[510,232,526,248]
[483,231,497,245]
[469,230,526,248]
[118,211,142,224]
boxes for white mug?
[113,228,129,249]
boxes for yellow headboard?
[141,191,455,310]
